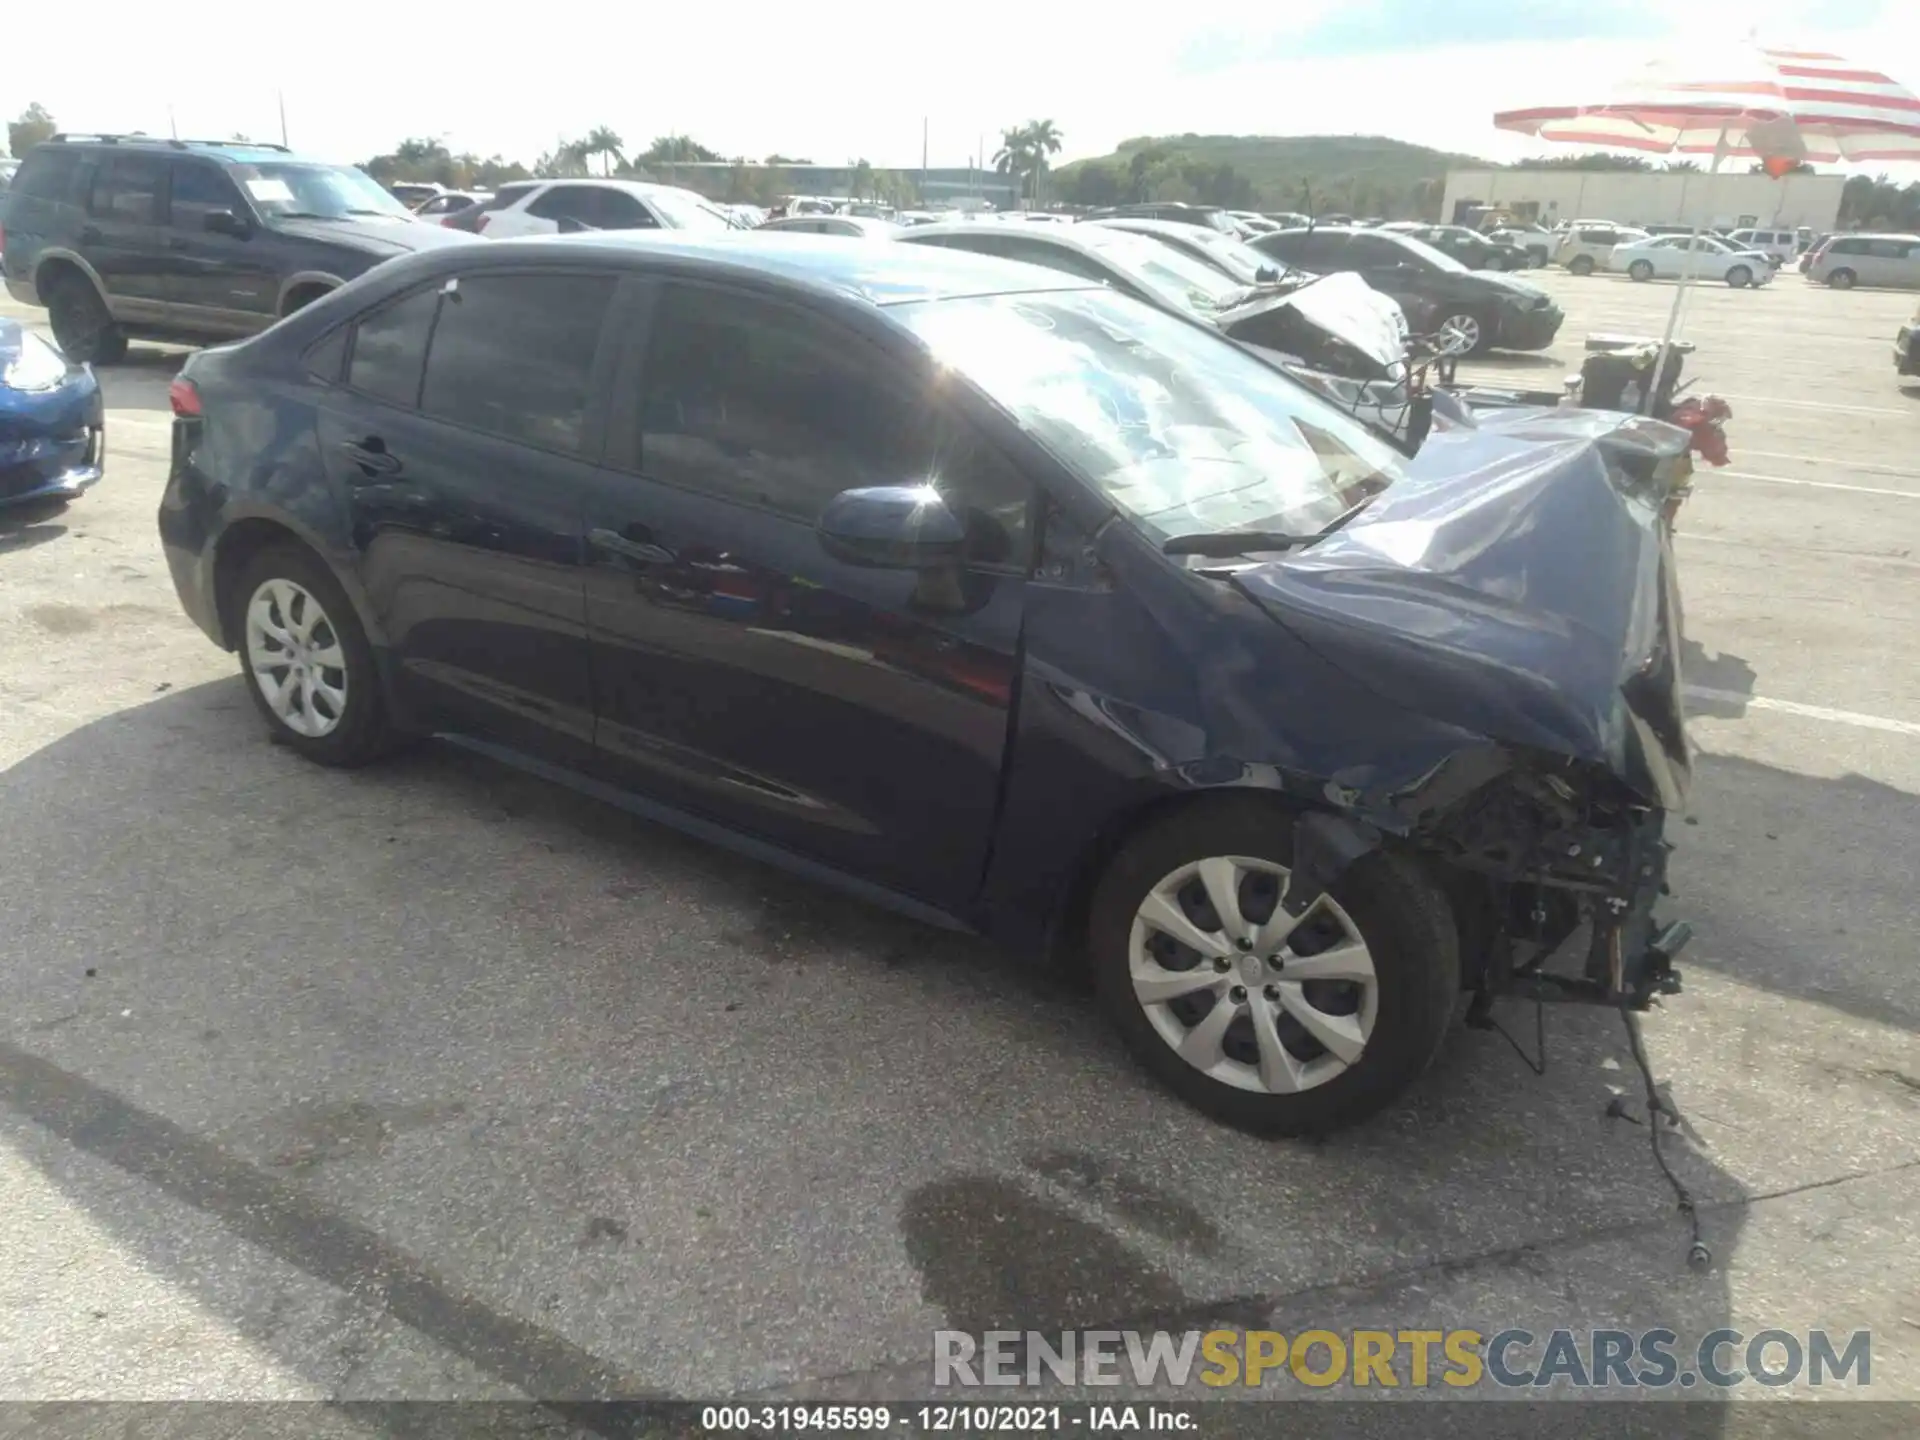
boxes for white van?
[1723,229,1797,266]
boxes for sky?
[7,0,1915,174]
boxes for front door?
[317,268,621,766]
[80,154,171,323]
[164,160,278,334]
[581,279,1033,913]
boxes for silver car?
[1809,233,1920,289]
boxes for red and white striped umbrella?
[1494,44,1920,166]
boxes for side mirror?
[817,486,965,569]
[204,209,251,238]
[1255,265,1280,283]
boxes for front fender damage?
[1291,748,1691,1011]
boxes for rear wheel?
[1828,268,1857,290]
[1087,798,1460,1136]
[1726,265,1753,288]
[233,544,399,767]
[1628,259,1655,283]
[1568,254,1595,276]
[45,274,128,365]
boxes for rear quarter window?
[11,148,86,204]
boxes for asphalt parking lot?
[2,263,1918,1422]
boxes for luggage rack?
[47,133,291,153]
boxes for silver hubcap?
[1438,314,1480,353]
[1129,856,1378,1095]
[245,578,348,738]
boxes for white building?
[1441,168,1845,232]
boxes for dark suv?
[0,134,473,364]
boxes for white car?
[1607,234,1775,287]
[1723,228,1798,266]
[473,179,739,237]
[1555,222,1650,275]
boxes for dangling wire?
[1619,1005,1711,1270]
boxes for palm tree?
[850,158,874,200]
[583,126,624,177]
[1023,119,1063,205]
[992,126,1032,205]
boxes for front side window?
[894,289,1403,550]
[419,272,616,454]
[169,163,244,230]
[529,186,605,225]
[346,284,442,408]
[595,190,660,230]
[89,157,165,223]
[637,283,1031,562]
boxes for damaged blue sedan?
[0,319,103,510]
[157,235,1692,1134]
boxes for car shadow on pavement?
[94,348,187,413]
[1679,639,1757,718]
[0,497,70,552]
[23,675,1918,1415]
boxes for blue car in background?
[0,318,103,510]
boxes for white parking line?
[1738,449,1920,478]
[1718,469,1920,499]
[1685,686,1920,737]
[1717,395,1916,416]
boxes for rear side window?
[1830,238,1868,255]
[11,148,84,203]
[528,186,605,224]
[595,189,660,230]
[89,156,165,223]
[1867,239,1915,259]
[347,284,443,408]
[419,272,616,454]
[481,184,538,212]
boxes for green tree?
[849,158,874,199]
[582,127,624,177]
[9,102,56,157]
[644,135,721,164]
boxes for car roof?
[481,232,1103,306]
[1085,216,1223,244]
[31,135,313,165]
[527,177,713,198]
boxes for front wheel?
[1434,310,1489,356]
[233,543,400,766]
[1087,798,1460,1136]
[46,275,128,365]
[1628,260,1655,282]
[1726,265,1753,288]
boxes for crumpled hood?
[269,216,477,259]
[1232,407,1693,807]
[1221,271,1407,375]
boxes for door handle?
[589,526,674,565]
[167,236,190,250]
[79,225,102,245]
[340,438,401,476]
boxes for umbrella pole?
[1645,126,1730,414]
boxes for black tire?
[1726,265,1753,289]
[45,274,128,365]
[1087,796,1460,1136]
[1568,254,1595,276]
[231,542,400,766]
[1628,260,1655,283]
[1828,268,1857,290]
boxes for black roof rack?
[48,132,291,153]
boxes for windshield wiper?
[1162,530,1314,558]
[274,211,338,221]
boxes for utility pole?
[921,117,928,205]
[277,90,289,148]
[168,106,178,141]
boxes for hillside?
[1052,134,1496,217]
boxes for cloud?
[1177,1,1672,74]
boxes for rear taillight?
[475,213,491,233]
[168,377,202,417]
[0,223,7,252]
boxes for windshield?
[646,188,740,231]
[236,163,414,220]
[1381,231,1470,275]
[894,288,1404,546]
[1178,230,1291,286]
[1073,228,1248,313]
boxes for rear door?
[81,154,170,320]
[317,267,621,765]
[164,159,277,333]
[524,184,616,234]
[579,278,1034,912]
